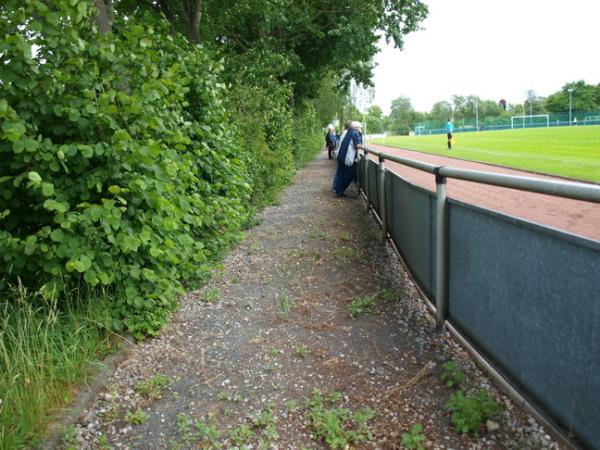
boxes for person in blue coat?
[325,124,337,159]
[333,121,365,197]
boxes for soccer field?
[369,126,600,183]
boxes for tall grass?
[0,282,117,449]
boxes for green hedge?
[0,2,252,337]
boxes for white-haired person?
[325,124,337,159]
[333,121,365,198]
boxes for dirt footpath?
[60,151,562,449]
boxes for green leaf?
[125,286,138,299]
[78,145,94,158]
[142,268,156,281]
[25,139,39,152]
[42,182,55,197]
[2,121,26,142]
[0,99,8,117]
[139,229,151,242]
[46,12,60,26]
[77,2,87,17]
[84,271,99,286]
[98,272,110,285]
[43,199,68,213]
[86,205,103,220]
[149,246,163,257]
[50,228,65,242]
[24,236,37,255]
[68,109,81,122]
[113,129,132,142]
[12,140,25,153]
[28,171,42,183]
[72,255,92,273]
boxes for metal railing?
[361,147,600,328]
[358,147,600,449]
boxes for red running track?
[368,143,600,242]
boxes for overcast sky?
[372,0,600,114]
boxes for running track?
[367,143,600,242]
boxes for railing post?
[364,151,371,211]
[378,155,387,239]
[435,168,449,329]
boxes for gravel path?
[59,151,563,449]
[369,143,600,242]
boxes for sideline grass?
[0,286,116,449]
[370,126,600,183]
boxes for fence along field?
[370,125,600,183]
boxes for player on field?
[446,118,453,150]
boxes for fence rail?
[358,148,600,449]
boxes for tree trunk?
[188,0,202,44]
[95,0,113,34]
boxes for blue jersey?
[446,121,453,133]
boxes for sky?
[371,0,600,114]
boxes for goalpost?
[511,114,549,129]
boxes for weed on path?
[58,153,561,449]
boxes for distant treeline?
[365,81,600,135]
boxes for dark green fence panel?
[367,159,380,216]
[447,199,600,449]
[386,172,437,299]
[357,157,365,191]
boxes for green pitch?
[370,126,600,183]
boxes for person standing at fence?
[333,121,364,198]
[325,124,337,159]
[446,118,454,150]
[332,121,351,193]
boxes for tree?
[545,81,600,113]
[365,105,384,134]
[429,101,453,124]
[117,0,428,101]
[388,96,415,135]
[310,76,342,126]
[95,0,114,33]
[523,90,546,115]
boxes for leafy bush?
[292,102,324,167]
[227,81,295,206]
[445,390,503,435]
[0,1,251,337]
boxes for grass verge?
[0,283,117,449]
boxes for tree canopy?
[545,81,600,113]
[114,0,428,100]
[0,0,429,339]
